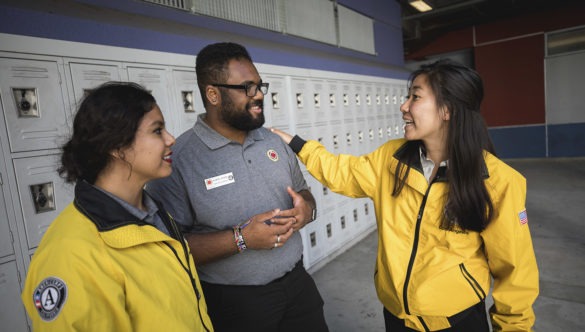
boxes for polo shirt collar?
[193,114,265,150]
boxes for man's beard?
[220,90,265,131]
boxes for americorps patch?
[33,277,68,321]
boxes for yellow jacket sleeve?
[482,162,539,331]
[297,139,391,199]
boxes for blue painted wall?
[0,0,409,79]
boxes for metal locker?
[304,216,326,267]
[322,210,342,252]
[353,81,366,122]
[344,119,358,155]
[354,118,368,155]
[0,261,29,331]
[263,75,290,128]
[364,82,375,120]
[0,57,69,152]
[68,61,122,106]
[326,80,342,123]
[311,79,327,125]
[291,77,313,126]
[341,81,354,122]
[13,154,74,249]
[0,174,15,259]
[126,66,177,136]
[171,69,203,134]
[330,121,346,154]
[334,202,352,244]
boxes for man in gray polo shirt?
[147,42,328,332]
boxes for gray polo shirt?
[146,114,307,285]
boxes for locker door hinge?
[0,172,3,185]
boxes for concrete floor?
[312,158,585,331]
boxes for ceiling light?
[409,0,433,12]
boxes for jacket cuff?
[289,135,306,154]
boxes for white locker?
[334,203,353,244]
[0,57,69,152]
[291,77,313,126]
[126,66,177,136]
[0,261,29,332]
[68,61,122,106]
[0,172,15,258]
[304,216,327,267]
[263,75,289,128]
[330,121,346,154]
[171,69,203,134]
[353,81,366,121]
[326,80,342,123]
[13,155,74,249]
[341,81,354,122]
[363,82,375,120]
[311,79,328,125]
[355,118,367,154]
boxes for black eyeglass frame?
[211,82,269,97]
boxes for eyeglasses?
[211,81,269,97]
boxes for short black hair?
[195,42,253,107]
[59,82,156,184]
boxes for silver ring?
[274,242,278,248]
[277,235,281,243]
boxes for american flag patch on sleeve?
[518,209,528,225]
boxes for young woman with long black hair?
[272,60,538,331]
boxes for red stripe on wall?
[475,34,545,127]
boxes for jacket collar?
[392,140,490,190]
[74,180,146,231]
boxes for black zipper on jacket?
[402,182,433,316]
[161,213,211,332]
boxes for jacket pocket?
[459,263,486,301]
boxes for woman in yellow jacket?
[272,60,538,331]
[21,82,213,331]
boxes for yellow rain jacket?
[295,138,538,331]
[22,181,213,331]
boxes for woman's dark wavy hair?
[58,82,156,184]
[195,42,253,107]
[392,59,496,232]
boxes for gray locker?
[127,66,177,136]
[326,80,342,122]
[13,155,74,249]
[0,57,69,152]
[291,77,313,126]
[68,62,122,106]
[0,261,29,332]
[364,82,375,119]
[263,75,289,128]
[0,171,15,259]
[171,69,203,134]
[311,79,327,125]
[353,81,366,121]
[341,81,354,121]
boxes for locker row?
[0,55,408,155]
